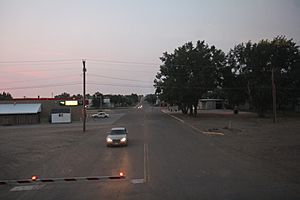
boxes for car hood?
[107,134,127,140]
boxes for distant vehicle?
[92,112,109,118]
[106,127,128,147]
[137,105,143,109]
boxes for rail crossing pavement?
[0,172,126,186]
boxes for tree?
[155,41,225,116]
[109,94,139,107]
[54,92,70,98]
[145,94,157,105]
[0,92,13,100]
[71,94,83,99]
[92,92,103,108]
[223,36,300,116]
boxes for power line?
[88,74,152,83]
[0,59,79,64]
[87,82,153,89]
[0,74,81,84]
[0,82,81,91]
[87,66,155,74]
[0,81,153,91]
[1,63,157,74]
[0,65,155,74]
[0,58,160,66]
[88,59,159,66]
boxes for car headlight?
[106,138,113,142]
[120,137,127,142]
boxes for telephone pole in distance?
[82,59,87,132]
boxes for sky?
[0,0,300,98]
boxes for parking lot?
[0,111,126,180]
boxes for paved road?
[0,104,299,199]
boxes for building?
[198,99,224,110]
[0,98,82,124]
[103,98,113,108]
[0,103,41,125]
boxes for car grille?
[113,139,120,143]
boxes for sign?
[59,100,79,106]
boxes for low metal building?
[1,98,82,123]
[0,103,41,125]
[51,108,71,124]
[198,99,224,110]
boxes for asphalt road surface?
[0,104,299,199]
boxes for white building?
[198,99,224,110]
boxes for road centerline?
[144,143,149,183]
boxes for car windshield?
[110,130,126,135]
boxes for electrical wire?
[87,67,155,74]
[0,82,81,91]
[87,59,159,66]
[88,74,152,83]
[0,58,160,66]
[0,74,81,84]
[87,82,153,89]
[0,59,79,64]
[0,81,153,91]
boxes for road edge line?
[161,110,185,123]
[161,109,206,135]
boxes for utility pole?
[100,95,102,109]
[272,67,277,123]
[82,60,87,132]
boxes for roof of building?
[51,108,71,114]
[0,103,42,115]
[12,98,80,101]
[111,127,126,131]
[199,99,224,101]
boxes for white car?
[106,127,128,147]
[92,112,109,118]
[137,105,143,109]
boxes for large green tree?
[224,36,300,116]
[155,41,225,116]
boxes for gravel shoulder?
[162,109,300,182]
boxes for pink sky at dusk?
[1,0,299,98]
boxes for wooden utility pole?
[272,67,277,123]
[82,60,87,132]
